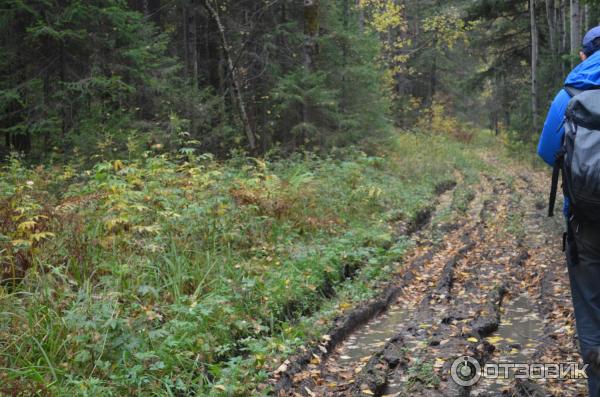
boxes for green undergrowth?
[0,132,486,396]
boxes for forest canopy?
[3,0,597,160]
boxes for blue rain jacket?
[537,50,600,214]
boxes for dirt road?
[272,151,588,397]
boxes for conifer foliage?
[1,0,391,158]
[4,1,598,158]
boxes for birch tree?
[204,0,257,150]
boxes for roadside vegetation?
[0,131,490,396]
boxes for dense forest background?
[3,0,600,160]
[4,1,600,395]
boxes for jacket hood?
[565,50,600,88]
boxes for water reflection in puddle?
[337,305,411,364]
[472,294,545,395]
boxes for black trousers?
[567,219,600,397]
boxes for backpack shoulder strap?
[548,146,565,217]
[548,85,590,217]
[565,85,585,97]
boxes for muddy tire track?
[341,176,498,396]
[469,152,584,396]
[372,175,525,397]
[273,173,499,396]
[271,178,462,395]
[272,151,589,397]
[506,164,586,396]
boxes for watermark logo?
[450,356,588,386]
[450,356,481,386]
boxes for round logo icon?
[450,356,481,387]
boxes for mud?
[271,152,588,397]
[273,180,460,395]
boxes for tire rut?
[271,176,463,396]
[288,173,502,396]
[505,163,586,396]
[373,175,522,397]
[466,151,584,396]
[273,151,588,397]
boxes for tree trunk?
[560,0,567,75]
[356,0,364,33]
[302,0,319,132]
[343,0,349,29]
[428,37,438,107]
[546,0,557,63]
[59,41,68,153]
[43,65,51,154]
[204,0,257,151]
[303,0,319,72]
[342,0,349,71]
[182,5,189,79]
[189,1,199,88]
[531,0,539,132]
[181,2,198,137]
[590,6,600,28]
[570,0,581,68]
[149,0,162,27]
[560,0,567,54]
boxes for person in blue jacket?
[538,26,600,397]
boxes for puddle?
[335,178,461,365]
[337,305,411,364]
[472,294,545,395]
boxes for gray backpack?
[549,86,600,222]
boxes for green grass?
[0,132,488,396]
[404,359,441,393]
